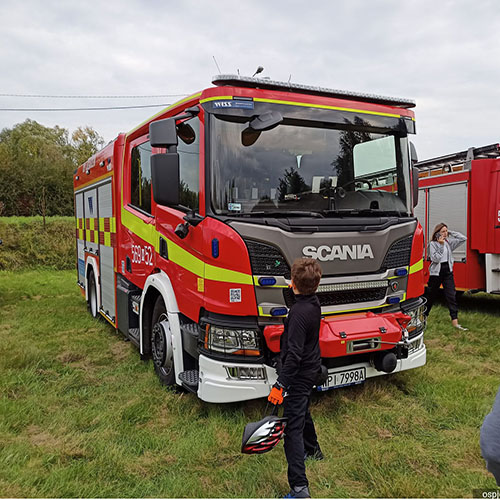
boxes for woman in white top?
[425,222,468,330]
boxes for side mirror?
[412,166,419,208]
[151,153,180,206]
[150,118,178,148]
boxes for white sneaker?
[454,324,468,331]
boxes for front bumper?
[196,342,427,404]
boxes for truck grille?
[245,239,291,278]
[381,236,413,269]
[283,286,386,307]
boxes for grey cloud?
[1,0,500,159]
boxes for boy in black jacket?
[268,258,323,499]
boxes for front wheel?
[151,296,176,386]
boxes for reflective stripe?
[200,95,234,103]
[120,208,253,285]
[409,259,423,274]
[200,96,404,119]
[77,217,115,247]
[254,97,401,118]
[321,295,407,316]
[205,263,253,285]
[258,306,272,317]
[121,208,159,251]
[74,171,113,192]
[98,217,116,248]
[126,92,203,137]
[167,239,205,277]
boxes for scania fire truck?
[74,75,427,403]
[415,143,500,294]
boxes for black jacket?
[278,293,321,389]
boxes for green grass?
[0,270,499,497]
[0,216,74,271]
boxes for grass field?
[1,269,499,498]
[0,217,74,271]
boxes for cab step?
[128,327,140,346]
[178,370,199,393]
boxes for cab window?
[178,117,200,210]
[130,140,152,214]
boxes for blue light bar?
[387,297,401,304]
[270,307,288,316]
[395,269,408,276]
[258,277,277,286]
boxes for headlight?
[203,325,261,356]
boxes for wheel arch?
[85,256,101,311]
[140,271,183,383]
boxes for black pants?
[283,377,320,488]
[425,262,458,320]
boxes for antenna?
[252,66,264,77]
[288,74,292,83]
[212,56,222,74]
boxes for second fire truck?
[416,143,500,294]
[74,75,427,403]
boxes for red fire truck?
[73,75,427,403]
[415,143,500,294]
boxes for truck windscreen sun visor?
[208,105,412,218]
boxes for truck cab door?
[153,115,204,319]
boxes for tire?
[151,296,176,386]
[88,270,98,318]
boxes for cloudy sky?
[1,0,499,160]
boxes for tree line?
[0,119,105,217]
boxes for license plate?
[317,367,366,391]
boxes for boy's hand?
[268,382,285,405]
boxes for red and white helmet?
[241,415,288,454]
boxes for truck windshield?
[210,114,411,217]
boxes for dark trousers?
[283,378,319,488]
[425,262,458,320]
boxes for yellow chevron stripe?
[409,259,423,274]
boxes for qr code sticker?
[229,288,242,303]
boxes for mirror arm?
[174,209,204,239]
[172,106,200,123]
[184,209,204,227]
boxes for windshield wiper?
[224,210,325,218]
